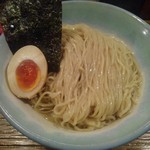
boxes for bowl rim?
[0,1,150,150]
[62,0,150,29]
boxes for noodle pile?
[31,24,142,131]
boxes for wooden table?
[0,20,150,150]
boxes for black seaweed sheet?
[0,0,62,72]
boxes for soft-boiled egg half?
[7,45,48,99]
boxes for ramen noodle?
[30,24,143,131]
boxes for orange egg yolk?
[16,59,40,91]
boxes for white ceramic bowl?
[0,1,150,150]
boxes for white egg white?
[7,45,48,99]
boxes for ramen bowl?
[0,1,150,150]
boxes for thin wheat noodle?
[30,24,143,131]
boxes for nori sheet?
[0,0,62,72]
